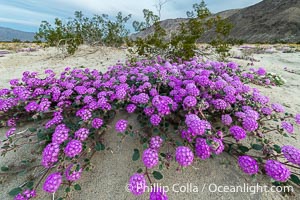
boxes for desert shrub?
[11,39,22,43]
[127,0,233,61]
[226,38,245,45]
[35,11,131,55]
[0,57,299,199]
[132,9,160,32]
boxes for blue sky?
[0,0,262,32]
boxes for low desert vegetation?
[1,1,300,200]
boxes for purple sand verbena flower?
[265,160,290,182]
[281,121,294,134]
[65,164,82,181]
[128,173,147,196]
[115,119,128,133]
[175,146,194,167]
[150,187,168,200]
[64,140,83,158]
[142,148,159,168]
[149,136,163,150]
[238,156,259,175]
[229,126,246,141]
[282,145,300,166]
[195,138,211,160]
[43,172,62,193]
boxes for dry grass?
[0,42,46,52]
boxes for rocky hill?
[0,27,35,42]
[131,0,300,43]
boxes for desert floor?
[0,45,300,200]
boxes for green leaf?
[28,128,37,132]
[227,143,233,153]
[8,187,22,196]
[238,145,250,153]
[257,157,263,163]
[95,142,105,151]
[159,164,163,170]
[65,187,71,193]
[263,139,269,144]
[271,181,281,187]
[164,122,169,128]
[290,174,300,185]
[160,153,166,158]
[251,144,263,151]
[74,184,81,191]
[1,166,9,172]
[273,145,281,153]
[26,181,34,189]
[132,149,140,161]
[153,128,159,134]
[152,171,163,180]
[37,130,46,140]
[175,141,183,146]
[137,168,143,173]
[18,169,27,176]
[142,143,148,150]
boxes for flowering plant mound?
[0,57,299,199]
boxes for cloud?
[0,0,262,31]
[0,17,40,26]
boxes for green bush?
[35,11,131,54]
[127,0,233,61]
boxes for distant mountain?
[131,0,300,43]
[0,27,35,42]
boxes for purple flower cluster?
[91,118,103,129]
[195,138,211,160]
[271,103,284,113]
[128,173,147,196]
[210,138,224,155]
[41,143,60,168]
[142,148,159,168]
[212,99,227,110]
[74,128,89,141]
[282,145,300,166]
[185,114,211,136]
[6,127,16,137]
[281,121,294,134]
[183,96,197,108]
[25,101,38,112]
[238,156,259,175]
[7,118,17,127]
[265,160,290,182]
[150,187,168,200]
[150,114,161,126]
[52,124,70,144]
[242,118,258,132]
[115,119,128,133]
[43,172,62,193]
[221,114,232,126]
[175,146,194,167]
[65,164,82,181]
[229,126,246,141]
[14,190,36,200]
[295,114,300,124]
[76,108,92,121]
[149,136,163,150]
[261,107,272,115]
[64,140,83,158]
[126,104,137,113]
[256,67,266,76]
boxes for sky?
[0,0,262,32]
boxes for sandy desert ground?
[0,45,300,200]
